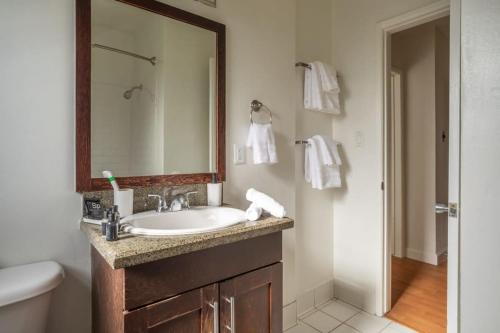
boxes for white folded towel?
[305,135,342,190]
[245,202,263,221]
[304,61,341,114]
[246,123,278,164]
[246,188,286,218]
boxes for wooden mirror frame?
[76,0,226,192]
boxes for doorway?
[385,15,450,333]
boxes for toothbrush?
[102,170,120,192]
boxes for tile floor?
[285,299,417,333]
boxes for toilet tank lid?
[0,261,65,307]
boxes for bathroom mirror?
[76,0,225,191]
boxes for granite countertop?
[80,213,294,269]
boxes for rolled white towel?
[245,202,263,221]
[245,188,286,218]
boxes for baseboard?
[283,279,334,328]
[283,301,297,330]
[333,277,370,313]
[406,248,438,265]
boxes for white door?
[458,0,500,331]
[447,1,460,332]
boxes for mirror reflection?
[91,0,217,178]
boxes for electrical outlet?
[233,144,246,165]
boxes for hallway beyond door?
[387,257,447,333]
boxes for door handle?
[435,203,449,214]
[208,301,219,333]
[223,297,235,332]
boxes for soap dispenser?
[207,174,222,206]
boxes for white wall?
[331,0,443,314]
[294,0,335,310]
[460,0,500,330]
[0,2,91,333]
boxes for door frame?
[389,68,405,259]
[378,1,460,331]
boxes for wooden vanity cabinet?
[91,232,283,333]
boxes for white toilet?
[0,261,64,333]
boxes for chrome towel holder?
[250,99,272,124]
[295,62,312,69]
[295,61,341,79]
[295,139,342,146]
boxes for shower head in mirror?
[123,84,143,99]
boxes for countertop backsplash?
[83,184,208,214]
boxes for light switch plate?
[233,144,246,165]
[355,131,364,147]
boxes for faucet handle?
[184,191,198,209]
[148,194,165,212]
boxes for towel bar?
[295,62,312,69]
[295,139,342,146]
[295,62,341,78]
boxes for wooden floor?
[386,256,447,333]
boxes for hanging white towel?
[246,123,278,164]
[304,135,342,189]
[304,61,341,114]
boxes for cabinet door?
[220,263,282,333]
[124,284,218,333]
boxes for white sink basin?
[120,206,247,236]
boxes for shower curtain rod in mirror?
[92,43,157,66]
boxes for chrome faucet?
[168,191,198,212]
[148,190,198,213]
[148,194,168,213]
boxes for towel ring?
[249,99,272,124]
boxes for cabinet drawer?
[124,284,218,333]
[123,232,282,309]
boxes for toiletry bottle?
[102,208,112,236]
[207,174,222,206]
[106,205,119,241]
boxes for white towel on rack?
[246,123,278,164]
[304,61,341,114]
[304,135,342,189]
